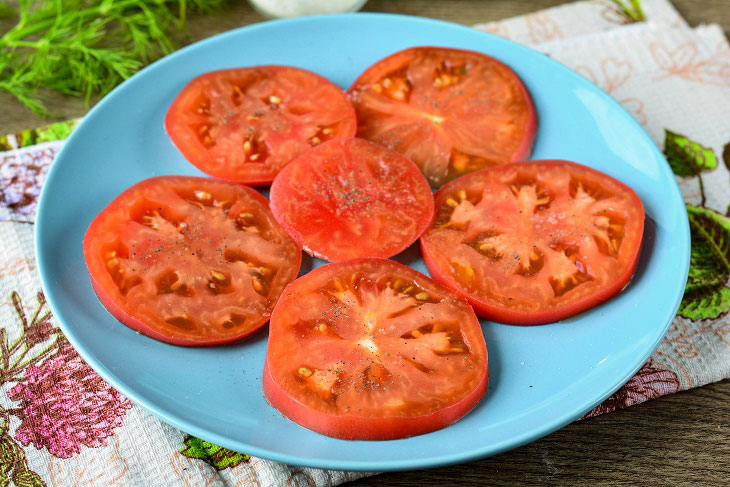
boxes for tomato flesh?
[165,67,357,185]
[420,160,645,324]
[83,176,301,346]
[269,137,434,262]
[263,259,488,440]
[348,47,537,187]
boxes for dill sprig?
[609,0,646,23]
[0,0,227,116]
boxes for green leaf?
[723,141,730,172]
[679,283,730,321]
[179,435,248,471]
[686,205,730,281]
[33,119,79,144]
[678,206,730,320]
[0,432,46,487]
[11,469,45,487]
[663,130,717,177]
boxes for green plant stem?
[6,338,59,379]
[5,334,25,359]
[0,406,9,436]
[698,173,707,207]
[0,328,8,372]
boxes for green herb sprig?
[609,0,646,23]
[0,0,227,116]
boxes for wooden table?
[2,1,729,484]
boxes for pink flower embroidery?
[8,340,131,458]
[582,360,680,419]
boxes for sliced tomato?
[83,176,301,346]
[165,67,357,185]
[348,47,537,187]
[263,259,488,440]
[421,160,644,324]
[269,137,434,262]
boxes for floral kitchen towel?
[1,0,729,485]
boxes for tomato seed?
[210,270,226,281]
[252,278,264,292]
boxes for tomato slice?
[263,258,488,440]
[420,160,644,324]
[348,47,537,187]
[83,176,301,346]
[165,67,357,185]
[269,137,434,262]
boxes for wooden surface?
[2,1,730,485]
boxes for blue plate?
[35,14,689,471]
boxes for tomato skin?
[262,357,488,441]
[262,258,488,440]
[348,47,538,187]
[83,176,302,347]
[269,137,435,263]
[420,160,645,325]
[165,67,357,186]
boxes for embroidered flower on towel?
[8,340,132,458]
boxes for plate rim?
[34,12,690,472]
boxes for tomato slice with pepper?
[269,137,434,262]
[83,176,301,346]
[348,47,537,187]
[420,160,645,325]
[263,258,488,440]
[165,67,357,185]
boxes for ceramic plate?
[35,14,689,471]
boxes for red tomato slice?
[83,176,301,346]
[263,258,488,440]
[269,137,434,263]
[165,67,357,185]
[420,160,645,325]
[348,47,537,187]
